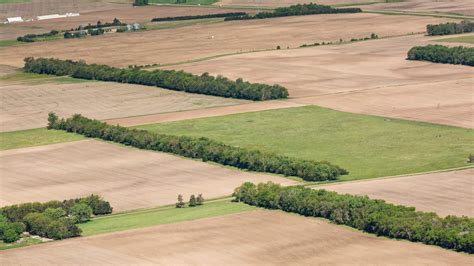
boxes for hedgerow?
[233,182,474,253]
[17,30,59,42]
[47,113,347,181]
[407,45,474,66]
[151,12,246,22]
[0,195,112,242]
[23,57,289,101]
[225,3,361,21]
[426,21,474,36]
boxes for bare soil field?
[1,4,248,40]
[318,168,474,217]
[0,13,454,67]
[1,210,472,265]
[362,0,474,16]
[216,0,383,7]
[166,34,474,128]
[0,140,297,211]
[0,80,244,132]
[106,99,305,126]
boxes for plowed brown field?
[1,211,472,265]
[0,140,297,211]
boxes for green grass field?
[149,0,218,5]
[435,35,474,44]
[0,128,84,150]
[137,106,474,180]
[0,39,21,48]
[0,0,30,4]
[0,71,91,85]
[79,200,254,236]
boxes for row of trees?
[17,30,59,42]
[0,195,112,243]
[233,182,474,253]
[426,21,474,36]
[176,194,204,208]
[23,57,289,101]
[47,112,347,181]
[133,0,149,6]
[151,12,247,22]
[407,45,474,66]
[225,3,361,21]
[75,18,126,31]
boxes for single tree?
[196,194,204,205]
[176,194,185,208]
[189,195,197,207]
[70,203,92,223]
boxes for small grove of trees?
[176,194,204,208]
[426,21,474,36]
[133,0,149,6]
[17,30,59,42]
[0,195,112,243]
[233,182,474,253]
[151,12,247,22]
[23,57,289,101]
[407,44,474,66]
[47,112,347,181]
[225,3,361,21]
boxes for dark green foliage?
[47,113,347,181]
[77,194,113,215]
[196,194,204,205]
[79,18,126,30]
[151,12,246,22]
[426,21,474,36]
[0,214,25,243]
[70,203,93,223]
[44,208,66,219]
[225,3,361,21]
[176,195,185,208]
[133,0,149,6]
[233,182,474,253]
[17,30,59,42]
[24,213,80,240]
[64,31,87,39]
[23,57,289,101]
[407,45,474,66]
[189,195,197,207]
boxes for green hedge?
[17,30,59,42]
[151,12,246,22]
[225,3,361,21]
[427,21,474,36]
[407,45,474,66]
[23,57,288,101]
[47,113,347,181]
[233,182,474,253]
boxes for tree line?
[133,0,149,6]
[407,45,473,66]
[17,30,59,42]
[0,195,112,243]
[47,112,347,181]
[176,194,204,208]
[151,12,247,22]
[233,182,474,253]
[225,3,361,21]
[23,57,289,101]
[426,21,474,36]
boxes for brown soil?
[0,140,297,212]
[166,34,474,128]
[0,13,454,67]
[0,80,244,132]
[1,211,472,265]
[318,168,474,217]
[216,0,384,7]
[362,0,474,16]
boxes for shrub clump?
[23,57,289,101]
[233,182,474,253]
[225,3,361,21]
[407,44,474,66]
[47,112,347,181]
[426,21,474,36]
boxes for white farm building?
[6,17,23,23]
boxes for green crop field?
[149,0,218,5]
[79,200,255,236]
[0,0,30,4]
[435,35,474,44]
[0,128,84,150]
[137,106,474,180]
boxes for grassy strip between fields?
[0,0,30,4]
[434,35,474,44]
[0,128,84,151]
[0,71,92,85]
[364,10,474,20]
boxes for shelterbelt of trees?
[23,58,289,101]
[17,30,59,42]
[151,12,247,22]
[225,3,361,21]
[47,113,347,181]
[426,21,474,36]
[0,195,112,243]
[233,182,474,253]
[407,45,474,66]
